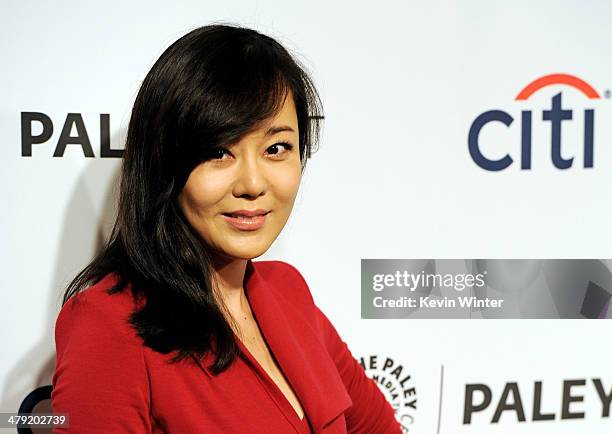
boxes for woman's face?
[178,92,302,261]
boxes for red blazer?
[51,260,401,433]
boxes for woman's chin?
[218,243,271,261]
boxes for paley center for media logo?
[360,354,417,433]
[468,73,606,171]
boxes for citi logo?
[468,73,604,171]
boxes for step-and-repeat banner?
[2,1,611,433]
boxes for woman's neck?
[210,255,250,317]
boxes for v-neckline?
[235,273,307,426]
[225,261,306,424]
[237,260,352,432]
[234,334,306,423]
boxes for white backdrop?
[2,1,612,432]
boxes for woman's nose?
[232,154,267,198]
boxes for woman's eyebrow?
[265,125,295,136]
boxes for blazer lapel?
[244,260,352,432]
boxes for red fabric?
[51,260,401,433]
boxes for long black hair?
[61,23,324,374]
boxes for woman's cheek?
[274,162,302,200]
[188,172,231,213]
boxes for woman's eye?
[205,143,293,162]
[207,148,231,160]
[267,142,293,158]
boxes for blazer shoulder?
[55,272,143,346]
[253,260,315,305]
[52,273,151,432]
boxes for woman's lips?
[221,212,269,231]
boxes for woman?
[51,23,401,434]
